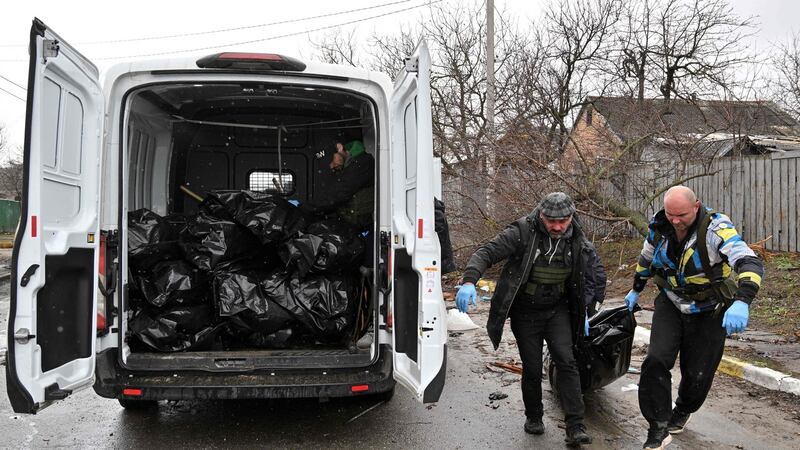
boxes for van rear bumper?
[93,346,395,401]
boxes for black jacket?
[306,152,375,212]
[463,209,600,349]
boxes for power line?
[0,74,26,91]
[0,85,25,102]
[0,1,412,48]
[96,0,440,61]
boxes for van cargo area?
[119,82,379,371]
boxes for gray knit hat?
[538,192,576,219]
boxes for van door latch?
[42,39,60,61]
[404,56,418,73]
[14,328,35,344]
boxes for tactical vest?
[651,208,737,303]
[337,184,374,229]
[521,238,572,308]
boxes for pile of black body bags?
[126,191,367,352]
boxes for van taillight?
[196,52,306,71]
[122,388,142,397]
[351,385,369,393]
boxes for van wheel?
[118,398,158,410]
[373,386,395,402]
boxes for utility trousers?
[510,301,584,428]
[639,293,727,428]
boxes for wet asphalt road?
[2,284,800,449]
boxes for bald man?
[624,186,764,450]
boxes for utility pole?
[485,0,495,214]
[486,0,495,137]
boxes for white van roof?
[103,54,393,88]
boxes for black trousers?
[639,293,727,428]
[510,302,584,428]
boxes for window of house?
[586,109,593,126]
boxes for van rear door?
[6,19,104,414]
[389,40,447,403]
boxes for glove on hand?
[456,283,477,313]
[722,300,749,336]
[624,290,639,311]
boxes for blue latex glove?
[287,199,300,207]
[722,300,749,335]
[624,290,639,311]
[456,283,477,313]
[584,315,590,336]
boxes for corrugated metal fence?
[605,155,800,252]
[0,199,20,233]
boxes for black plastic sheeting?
[128,305,220,352]
[261,270,358,340]
[180,211,261,271]
[434,198,456,274]
[203,191,306,244]
[126,198,366,352]
[577,304,637,392]
[134,260,210,308]
[128,209,183,270]
[279,219,365,277]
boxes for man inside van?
[456,192,595,446]
[301,139,374,230]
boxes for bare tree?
[533,0,623,149]
[650,0,755,101]
[308,29,361,66]
[367,26,419,78]
[772,32,800,120]
[0,124,23,200]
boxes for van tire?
[118,398,158,410]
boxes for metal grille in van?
[248,170,295,194]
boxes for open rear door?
[6,19,104,413]
[389,40,447,403]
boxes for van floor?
[125,347,374,371]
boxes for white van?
[6,18,447,413]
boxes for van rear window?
[248,170,295,195]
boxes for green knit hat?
[344,140,365,159]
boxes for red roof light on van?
[196,52,306,71]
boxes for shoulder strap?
[695,207,723,280]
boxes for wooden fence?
[603,155,800,252]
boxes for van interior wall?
[123,86,379,357]
[170,120,351,214]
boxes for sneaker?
[643,427,672,449]
[667,409,691,434]
[565,424,592,446]
[524,417,544,435]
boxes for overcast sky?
[1,0,798,153]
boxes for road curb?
[633,326,800,397]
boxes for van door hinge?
[404,56,418,73]
[14,328,35,344]
[42,39,60,62]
